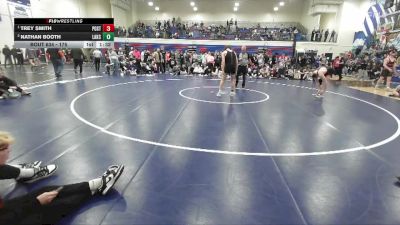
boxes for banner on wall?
[114,42,293,55]
[353,31,366,47]
[7,0,31,7]
[7,1,32,25]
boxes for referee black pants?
[236,65,247,88]
[94,58,101,71]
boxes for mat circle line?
[69,80,400,157]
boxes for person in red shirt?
[332,56,343,80]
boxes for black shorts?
[224,68,236,74]
[382,69,393,77]
[224,66,236,74]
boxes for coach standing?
[71,48,85,75]
[2,45,13,68]
[46,48,66,78]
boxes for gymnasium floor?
[1,64,400,225]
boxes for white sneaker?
[18,164,57,183]
[216,90,223,97]
[230,91,236,97]
[315,94,324,98]
[98,165,125,195]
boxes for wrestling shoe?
[315,94,324,98]
[216,90,225,97]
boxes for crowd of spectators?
[2,43,396,86]
[103,46,297,78]
[100,44,400,88]
[115,18,302,41]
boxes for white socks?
[88,178,102,195]
[17,168,35,179]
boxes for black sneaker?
[98,165,124,195]
[18,165,57,183]
[18,161,42,169]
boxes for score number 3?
[102,24,115,32]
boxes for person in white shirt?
[141,51,145,62]
[193,64,204,75]
[92,49,102,72]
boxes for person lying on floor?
[389,85,400,98]
[0,131,125,225]
[0,69,31,99]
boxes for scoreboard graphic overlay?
[14,18,114,49]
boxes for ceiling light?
[279,1,285,6]
[235,2,239,6]
[234,7,238,11]
[148,1,153,6]
[193,7,198,11]
[274,7,278,11]
[190,2,195,6]
[155,6,159,11]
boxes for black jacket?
[71,48,84,60]
[2,48,11,56]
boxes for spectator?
[0,69,31,99]
[10,46,18,65]
[329,30,336,42]
[388,85,400,97]
[15,48,23,66]
[71,48,85,75]
[2,46,13,68]
[46,48,66,78]
[0,131,125,225]
[324,29,329,42]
